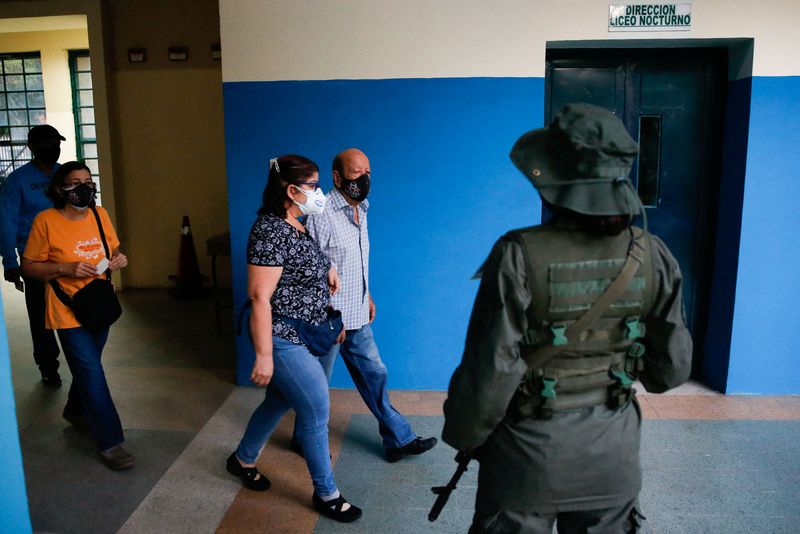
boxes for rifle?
[428,451,472,522]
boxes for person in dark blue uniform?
[1,125,65,387]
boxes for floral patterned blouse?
[247,213,331,344]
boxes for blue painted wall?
[0,299,32,532]
[727,76,800,394]
[223,75,800,394]
[223,78,544,388]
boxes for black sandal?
[312,492,362,523]
[226,452,271,491]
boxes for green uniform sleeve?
[640,235,693,393]
[442,236,531,452]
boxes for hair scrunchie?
[269,157,280,174]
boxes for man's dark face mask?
[338,173,370,202]
[31,144,61,166]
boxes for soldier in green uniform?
[443,103,692,533]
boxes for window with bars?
[0,53,46,185]
[69,50,98,180]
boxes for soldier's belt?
[536,383,617,411]
[510,368,636,420]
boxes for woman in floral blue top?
[226,154,362,523]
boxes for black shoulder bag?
[50,207,123,331]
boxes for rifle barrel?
[428,452,472,522]
[428,489,449,521]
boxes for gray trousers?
[468,498,646,534]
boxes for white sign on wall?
[609,3,692,32]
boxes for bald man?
[296,148,437,462]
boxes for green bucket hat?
[509,103,641,216]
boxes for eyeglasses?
[296,182,321,191]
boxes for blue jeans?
[237,336,337,497]
[324,324,416,449]
[57,327,124,451]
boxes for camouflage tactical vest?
[507,224,656,419]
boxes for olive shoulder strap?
[517,229,646,372]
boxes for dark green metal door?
[546,48,727,375]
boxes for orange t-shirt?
[23,207,120,330]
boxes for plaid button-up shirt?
[306,188,370,329]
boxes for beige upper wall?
[0,28,89,162]
[109,0,222,71]
[220,0,800,81]
[107,0,227,287]
[110,68,227,287]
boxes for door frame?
[544,38,754,393]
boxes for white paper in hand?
[96,257,109,275]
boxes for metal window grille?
[0,53,46,186]
[69,50,99,181]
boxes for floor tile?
[318,416,800,534]
[5,283,800,534]
[20,425,194,534]
[316,415,474,534]
[118,388,259,534]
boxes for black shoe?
[62,409,90,432]
[226,452,271,491]
[99,445,135,470]
[41,371,62,388]
[312,492,362,523]
[385,436,438,463]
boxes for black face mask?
[338,173,370,202]
[32,146,61,166]
[63,183,96,209]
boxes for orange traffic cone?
[168,215,209,299]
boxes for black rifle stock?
[428,451,472,522]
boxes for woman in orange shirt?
[22,161,133,470]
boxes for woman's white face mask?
[291,185,326,216]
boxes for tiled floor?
[3,283,800,534]
[4,285,237,534]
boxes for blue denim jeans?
[57,326,124,451]
[324,324,416,449]
[237,336,337,497]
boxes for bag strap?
[48,206,113,303]
[520,228,646,372]
[49,278,74,308]
[90,206,112,281]
[514,231,540,329]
